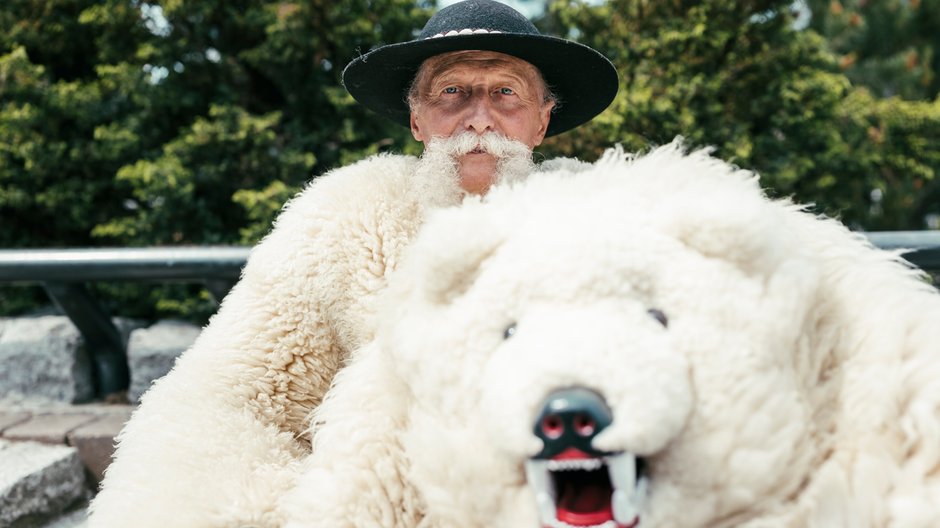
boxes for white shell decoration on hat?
[426,28,503,39]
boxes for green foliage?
[91,105,315,245]
[805,0,939,100]
[1,0,430,320]
[233,179,301,243]
[537,0,940,230]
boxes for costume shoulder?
[233,152,444,352]
[252,153,420,257]
[287,153,421,217]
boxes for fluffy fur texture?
[282,142,940,527]
[89,134,554,526]
[88,153,461,526]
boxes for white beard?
[412,132,537,205]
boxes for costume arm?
[281,341,420,528]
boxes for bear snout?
[532,386,613,460]
[525,387,645,527]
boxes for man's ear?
[533,100,554,146]
[410,112,425,142]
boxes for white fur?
[88,153,463,527]
[284,141,940,527]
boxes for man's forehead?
[424,50,542,80]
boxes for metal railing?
[0,247,249,398]
[862,231,940,269]
[0,232,938,398]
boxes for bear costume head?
[283,142,940,528]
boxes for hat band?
[426,28,503,39]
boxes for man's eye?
[499,87,515,95]
[442,86,459,94]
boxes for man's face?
[409,51,554,195]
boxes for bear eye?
[503,322,517,340]
[648,308,668,327]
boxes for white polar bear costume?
[282,143,940,528]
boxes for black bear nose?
[532,387,613,459]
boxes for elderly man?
[343,0,616,195]
[88,1,617,525]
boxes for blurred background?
[2,0,939,324]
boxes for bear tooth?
[525,459,553,495]
[525,459,556,525]
[607,453,636,490]
[612,489,638,525]
[535,492,556,526]
[546,458,605,472]
[613,476,649,526]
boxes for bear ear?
[639,148,795,278]
[406,202,509,305]
[660,194,794,277]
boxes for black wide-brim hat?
[342,0,619,137]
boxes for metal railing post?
[41,281,128,399]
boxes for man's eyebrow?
[430,70,533,88]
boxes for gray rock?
[0,317,93,404]
[41,501,88,528]
[0,316,145,404]
[0,440,87,527]
[127,320,201,403]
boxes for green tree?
[805,0,939,101]
[1,0,430,319]
[0,1,148,249]
[537,0,940,231]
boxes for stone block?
[0,412,31,434]
[0,316,93,403]
[127,320,201,403]
[0,439,86,527]
[41,503,88,528]
[67,409,133,484]
[0,315,145,403]
[3,414,96,445]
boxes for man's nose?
[463,91,496,134]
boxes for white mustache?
[427,132,532,160]
[414,131,537,196]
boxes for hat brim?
[342,33,619,137]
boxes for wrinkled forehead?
[416,50,545,88]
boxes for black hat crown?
[418,0,538,39]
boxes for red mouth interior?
[552,452,614,526]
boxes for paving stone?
[0,412,31,434]
[0,439,86,527]
[0,316,94,403]
[127,320,200,403]
[67,410,132,484]
[3,414,96,445]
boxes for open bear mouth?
[525,449,646,528]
